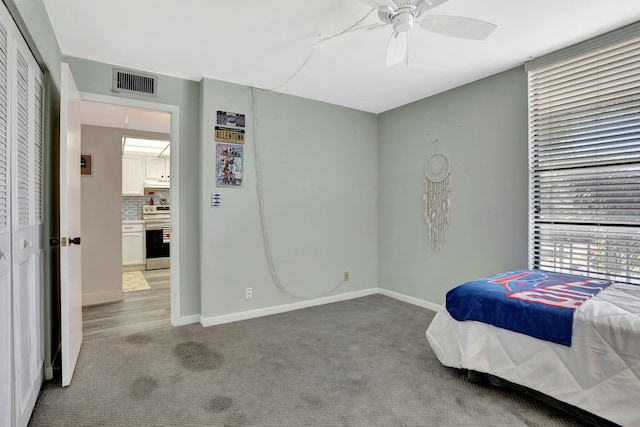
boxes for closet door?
[12,49,34,427]
[5,4,44,425]
[0,16,11,427]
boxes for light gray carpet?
[30,295,586,426]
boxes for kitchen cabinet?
[122,155,144,195]
[145,156,170,180]
[122,221,145,266]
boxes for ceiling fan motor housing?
[393,11,414,32]
[390,2,419,33]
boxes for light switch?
[212,193,222,207]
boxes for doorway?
[77,93,181,338]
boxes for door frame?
[80,92,182,326]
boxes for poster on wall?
[216,110,246,128]
[216,143,243,187]
[215,126,245,144]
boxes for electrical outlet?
[344,272,350,281]
[245,287,253,300]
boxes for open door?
[60,63,83,387]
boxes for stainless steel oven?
[143,205,170,270]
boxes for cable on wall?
[251,87,345,300]
[270,9,376,91]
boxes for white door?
[0,10,12,426]
[60,63,83,387]
[12,32,45,426]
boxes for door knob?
[69,237,81,245]
[23,239,32,248]
[0,249,7,260]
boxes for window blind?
[528,35,640,285]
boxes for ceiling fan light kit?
[359,0,497,66]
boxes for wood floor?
[82,269,171,340]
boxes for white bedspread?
[426,283,640,426]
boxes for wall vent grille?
[112,68,157,96]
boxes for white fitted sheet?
[426,283,640,426]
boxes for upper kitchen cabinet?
[122,155,144,195]
[145,156,170,180]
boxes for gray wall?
[199,80,379,318]
[63,56,202,317]
[378,67,529,305]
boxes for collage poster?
[216,143,243,187]
[215,110,245,188]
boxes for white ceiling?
[43,0,640,114]
[81,101,171,134]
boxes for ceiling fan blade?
[420,15,496,40]
[414,0,449,13]
[386,31,408,67]
[359,0,398,10]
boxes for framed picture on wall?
[81,153,92,176]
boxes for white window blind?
[528,34,640,285]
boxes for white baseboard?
[82,290,124,307]
[377,288,441,312]
[200,288,378,327]
[172,314,201,327]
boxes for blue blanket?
[445,270,613,346]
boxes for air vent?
[112,68,157,96]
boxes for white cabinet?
[145,156,169,180]
[123,155,170,195]
[0,3,44,425]
[122,155,144,196]
[122,222,145,266]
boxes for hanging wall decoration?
[423,139,451,252]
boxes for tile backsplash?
[122,190,170,220]
[122,196,147,220]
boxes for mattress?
[426,282,640,426]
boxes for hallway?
[82,269,171,340]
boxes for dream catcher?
[423,140,451,252]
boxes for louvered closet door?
[12,52,44,427]
[3,2,45,425]
[0,15,11,427]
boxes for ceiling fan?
[359,0,497,66]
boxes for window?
[527,29,640,285]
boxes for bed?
[425,269,640,426]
